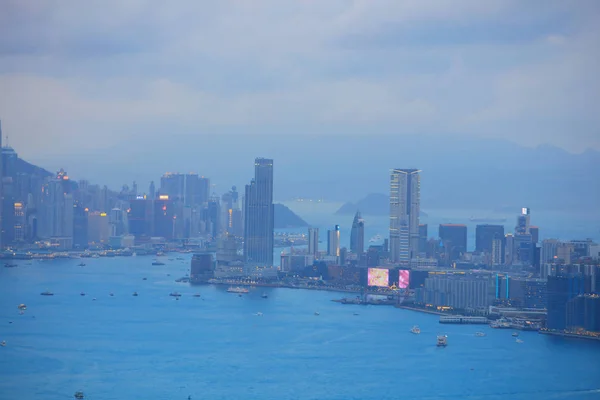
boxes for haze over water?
[1,256,599,400]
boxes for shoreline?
[539,330,600,342]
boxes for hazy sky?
[1,0,599,158]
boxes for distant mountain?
[14,156,52,178]
[336,193,428,217]
[274,203,309,228]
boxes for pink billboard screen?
[368,268,389,287]
[398,270,410,289]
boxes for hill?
[274,203,309,228]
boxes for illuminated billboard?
[398,270,410,289]
[368,268,389,287]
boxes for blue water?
[1,256,600,400]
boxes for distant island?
[274,203,309,228]
[336,193,428,217]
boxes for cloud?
[1,0,599,156]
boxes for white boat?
[1,340,6,347]
[512,332,519,337]
[410,325,421,334]
[17,304,27,310]
[314,312,320,316]
[475,332,486,337]
[261,293,268,298]
[437,335,448,347]
[227,287,249,294]
[255,312,263,316]
[516,338,524,344]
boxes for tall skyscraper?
[243,158,274,266]
[389,168,420,264]
[149,181,156,200]
[308,227,319,257]
[185,173,210,208]
[160,173,185,201]
[418,224,428,255]
[327,225,340,257]
[350,211,365,255]
[514,207,533,265]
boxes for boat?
[410,325,421,334]
[152,261,165,266]
[516,338,524,344]
[437,335,448,347]
[353,313,360,316]
[80,292,85,296]
[142,277,147,280]
[176,257,184,261]
[193,293,201,297]
[109,292,114,297]
[132,292,138,297]
[255,312,263,316]
[17,304,27,311]
[169,292,182,297]
[227,287,249,294]
[40,290,54,296]
[0,341,5,347]
[314,312,320,316]
[74,391,85,399]
[4,263,17,268]
[512,332,519,337]
[78,263,86,267]
[92,298,97,301]
[261,293,268,298]
[475,332,486,337]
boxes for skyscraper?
[243,158,274,266]
[475,224,505,254]
[308,227,319,257]
[327,225,340,257]
[160,173,185,201]
[350,211,364,255]
[389,169,420,264]
[514,207,533,265]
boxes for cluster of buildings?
[1,126,599,335]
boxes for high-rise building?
[154,196,175,240]
[475,224,505,254]
[190,252,215,283]
[185,174,210,208]
[149,181,156,200]
[541,239,560,264]
[72,202,88,249]
[327,225,340,257]
[160,173,185,202]
[418,224,428,255]
[439,224,467,264]
[530,226,539,244]
[308,227,319,257]
[547,274,586,330]
[350,211,364,255]
[43,169,74,242]
[514,207,533,265]
[243,158,274,266]
[128,197,151,239]
[88,211,110,244]
[389,168,420,264]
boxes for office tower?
[546,274,586,330]
[327,225,340,257]
[505,233,514,265]
[221,186,239,235]
[149,181,156,200]
[389,168,420,264]
[491,238,503,266]
[87,211,110,243]
[475,224,505,254]
[514,207,533,265]
[160,173,185,201]
[207,196,220,239]
[44,169,74,243]
[109,208,126,236]
[418,224,428,255]
[439,224,467,263]
[154,196,174,240]
[184,174,210,207]
[350,211,365,255]
[243,158,274,266]
[128,198,151,239]
[72,202,88,249]
[308,227,319,257]
[530,226,539,244]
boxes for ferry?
[227,287,249,294]
[475,332,486,337]
[437,335,448,347]
[41,290,54,296]
[410,325,421,334]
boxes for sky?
[1,0,599,160]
